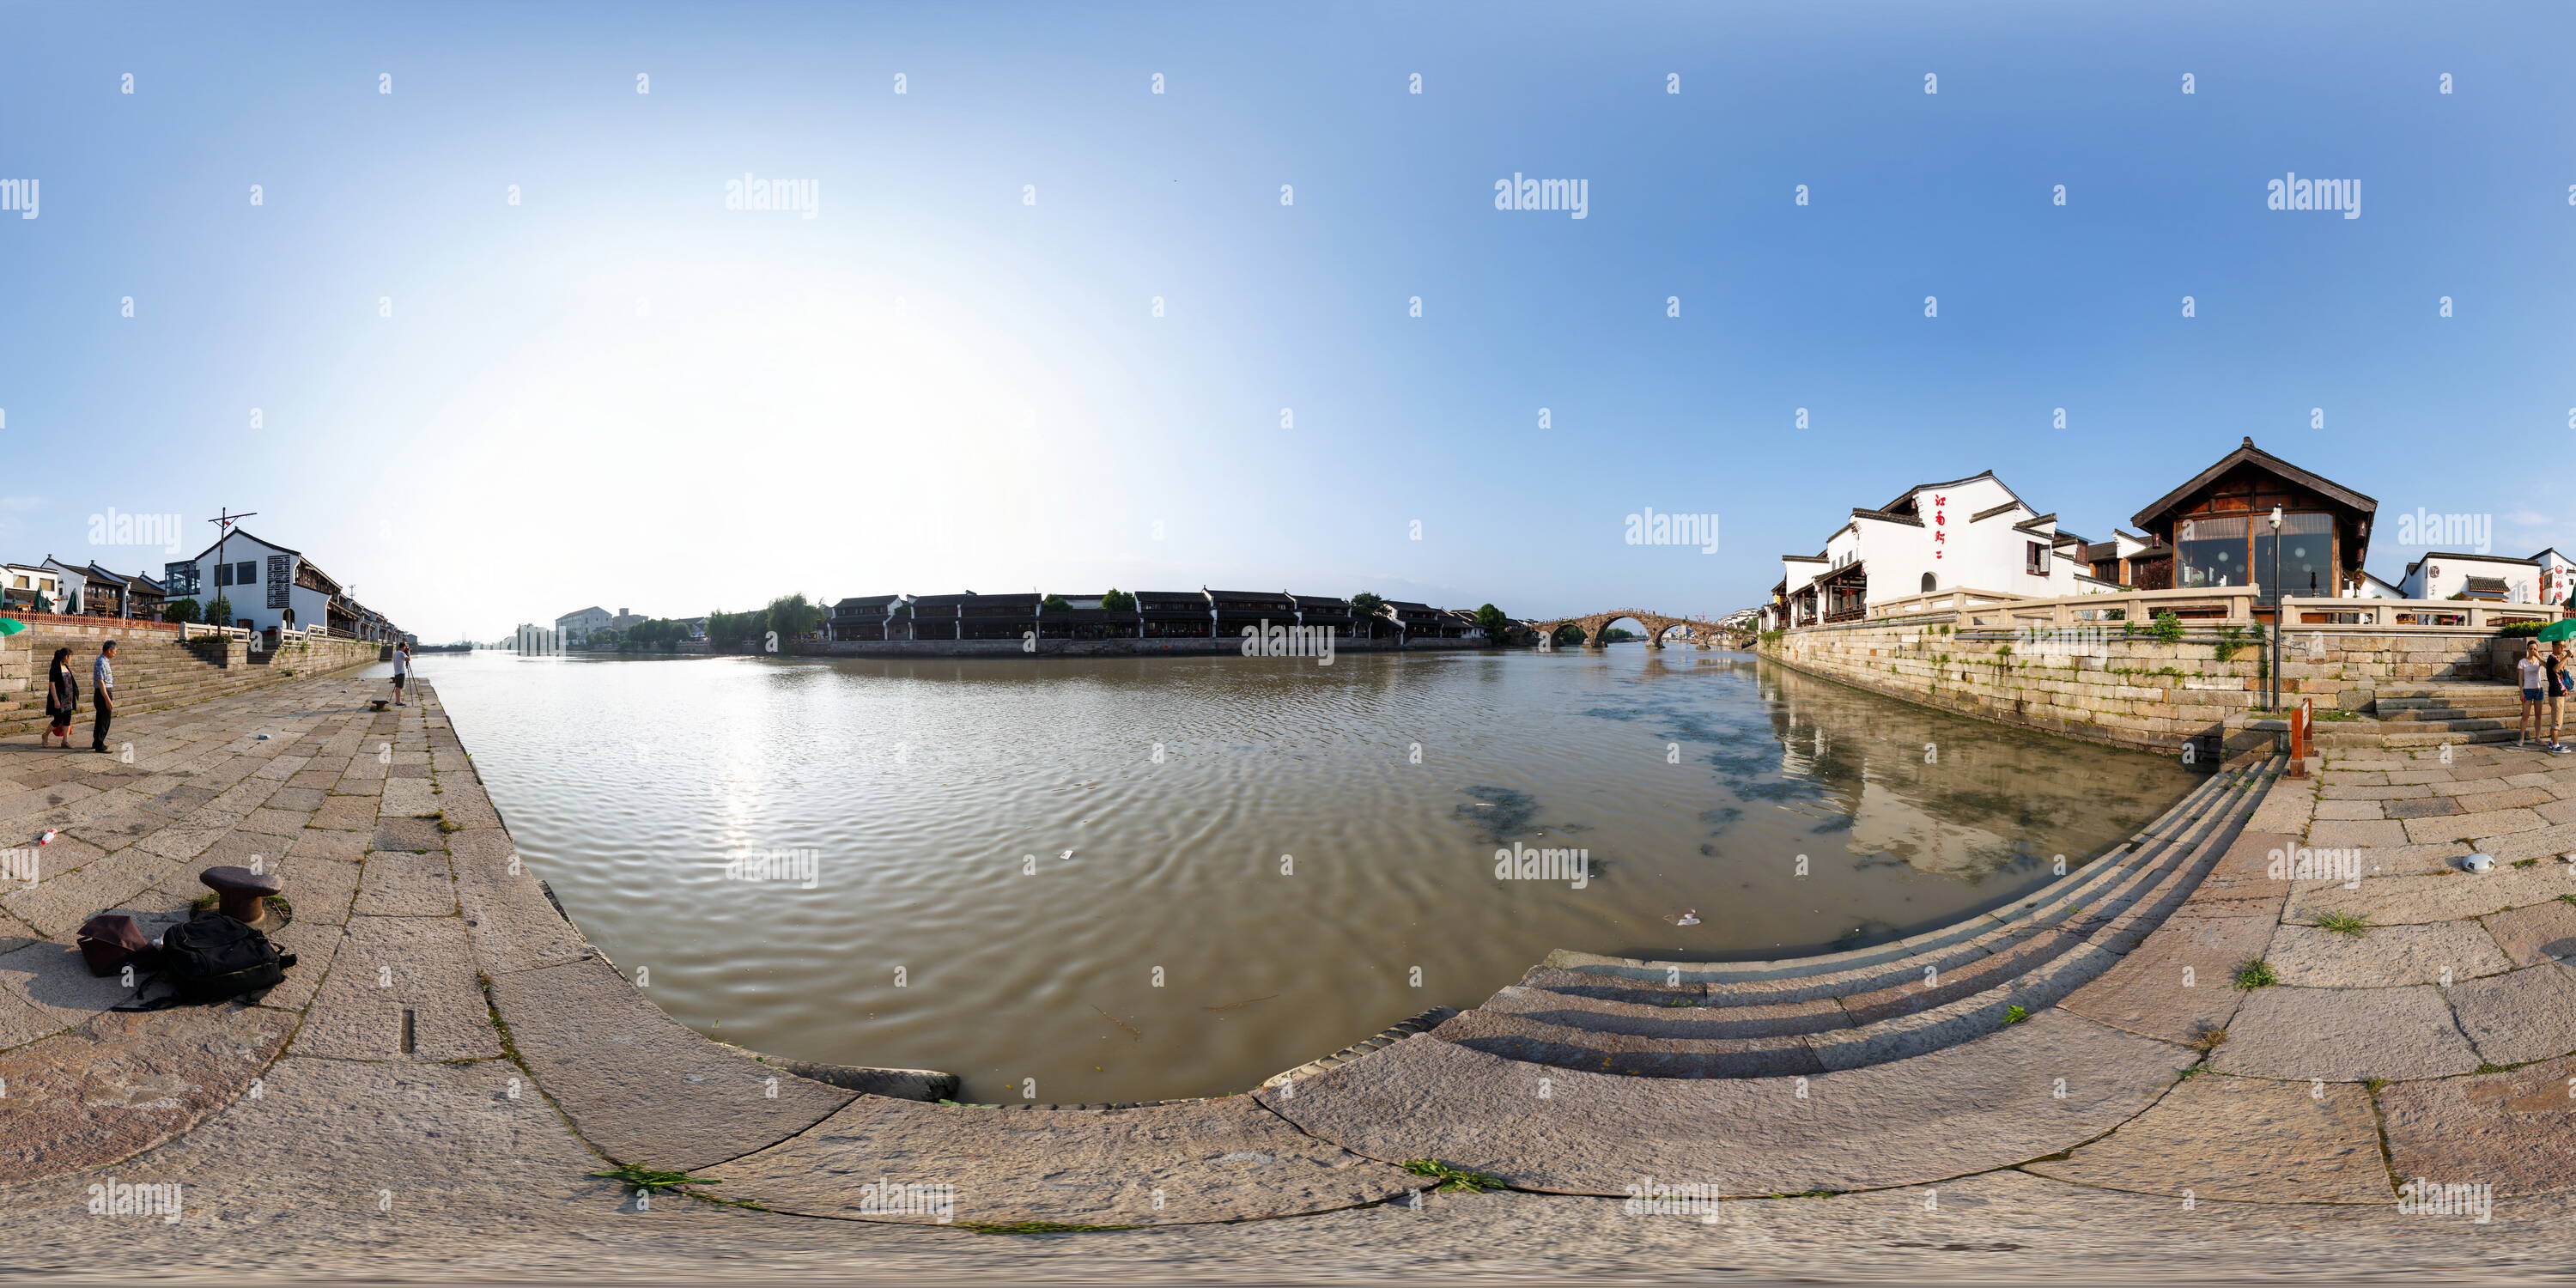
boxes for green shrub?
[2148,611,2184,644]
[2497,620,2550,637]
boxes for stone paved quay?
[3,671,2575,1282]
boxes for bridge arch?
[1525,609,1753,652]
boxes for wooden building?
[2129,437,2376,616]
[1288,593,1357,635]
[1135,591,1214,638]
[829,595,907,641]
[1206,588,1296,639]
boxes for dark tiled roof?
[2131,437,2379,530]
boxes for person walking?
[2549,641,2574,755]
[90,640,117,754]
[391,641,411,707]
[41,647,76,749]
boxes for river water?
[419,646,2195,1103]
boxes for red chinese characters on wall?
[1931,495,1947,559]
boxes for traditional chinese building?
[2129,437,2378,616]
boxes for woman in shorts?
[2549,641,2574,754]
[2519,640,2548,746]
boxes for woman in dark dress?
[43,647,77,749]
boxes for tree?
[1100,588,1135,612]
[587,627,624,651]
[205,595,234,626]
[1041,593,1072,612]
[766,593,827,641]
[622,618,689,651]
[706,608,765,651]
[1552,623,1589,647]
[1350,592,1385,617]
[1473,603,1510,645]
[163,598,201,624]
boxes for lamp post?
[2268,505,2283,714]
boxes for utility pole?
[207,508,257,631]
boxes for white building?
[556,606,612,644]
[3,563,64,612]
[1772,471,2102,627]
[38,558,88,614]
[2530,549,2576,609]
[161,529,354,634]
[2396,552,2541,604]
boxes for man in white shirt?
[391,641,410,706]
[91,641,116,753]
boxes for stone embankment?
[4,669,2573,1279]
[1763,615,2510,754]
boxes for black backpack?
[113,912,296,1011]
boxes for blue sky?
[3,2,2573,639]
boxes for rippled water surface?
[421,647,2196,1102]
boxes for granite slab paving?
[718,1095,1421,1226]
[487,951,860,1172]
[2266,920,2516,987]
[2379,1052,2576,1197]
[2023,1072,2391,1204]
[2209,984,2482,1081]
[1259,1012,2194,1197]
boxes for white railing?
[1845,583,2558,632]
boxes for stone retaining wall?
[789,637,1487,659]
[1762,615,2502,752]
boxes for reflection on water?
[422,646,2194,1103]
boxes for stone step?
[1540,764,2244,992]
[2316,726,2522,750]
[1440,756,2279,1078]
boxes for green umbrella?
[0,617,25,636]
[2537,618,2576,643]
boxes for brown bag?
[76,914,152,978]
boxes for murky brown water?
[420,646,2194,1103]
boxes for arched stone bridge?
[1527,609,1756,651]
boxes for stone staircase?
[2289,681,2530,751]
[1422,755,2279,1078]
[0,630,378,738]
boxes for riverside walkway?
[2,671,2572,1280]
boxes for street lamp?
[2268,505,2283,713]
